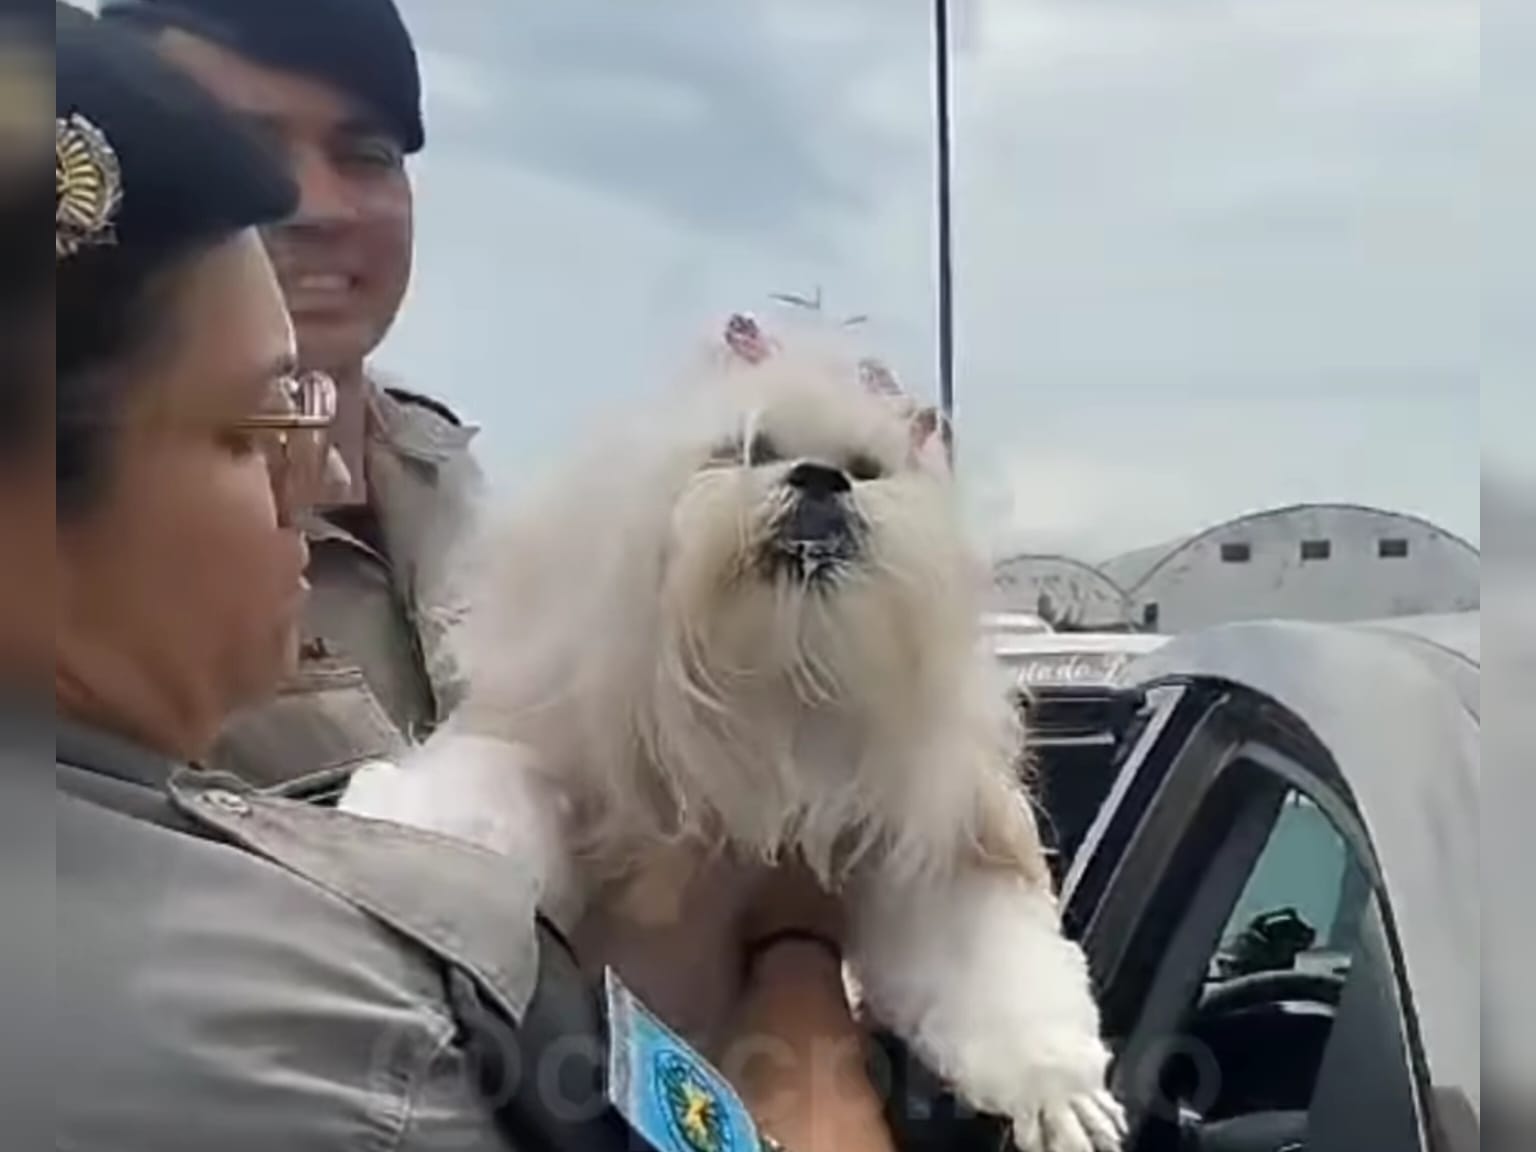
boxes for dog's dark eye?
[847,453,884,482]
[747,433,782,467]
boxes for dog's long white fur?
[342,343,1124,1151]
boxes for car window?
[1173,787,1372,1128]
[1211,792,1369,984]
[1108,764,1422,1152]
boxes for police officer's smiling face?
[155,31,414,378]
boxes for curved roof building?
[995,504,1480,633]
[990,553,1135,630]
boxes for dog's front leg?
[340,729,590,930]
[850,864,1127,1152]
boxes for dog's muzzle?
[763,462,864,583]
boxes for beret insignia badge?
[56,112,123,260]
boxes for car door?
[1063,682,1436,1152]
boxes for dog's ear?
[909,405,954,471]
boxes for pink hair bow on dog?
[723,312,774,365]
[858,356,953,467]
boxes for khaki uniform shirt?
[52,718,544,1152]
[210,385,482,790]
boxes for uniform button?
[202,789,252,817]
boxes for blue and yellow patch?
[605,969,763,1152]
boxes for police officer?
[44,11,903,1151]
[101,0,479,791]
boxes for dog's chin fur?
[343,344,1123,1150]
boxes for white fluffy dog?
[342,335,1125,1152]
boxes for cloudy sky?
[379,0,1480,560]
[78,0,1483,559]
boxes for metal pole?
[933,0,956,427]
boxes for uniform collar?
[301,509,388,564]
[54,714,179,792]
[368,383,479,466]
[299,381,476,557]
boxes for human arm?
[721,865,898,1152]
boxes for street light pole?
[932,0,956,427]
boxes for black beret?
[101,0,426,155]
[56,1,297,266]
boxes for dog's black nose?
[785,461,852,498]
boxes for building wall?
[1126,505,1480,633]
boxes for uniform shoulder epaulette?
[385,386,463,427]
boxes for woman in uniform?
[33,8,897,1151]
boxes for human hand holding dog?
[737,858,845,968]
[723,860,895,1152]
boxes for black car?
[995,628,1170,881]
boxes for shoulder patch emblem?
[605,969,762,1152]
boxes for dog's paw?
[1010,1085,1127,1152]
[979,1026,1124,1152]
